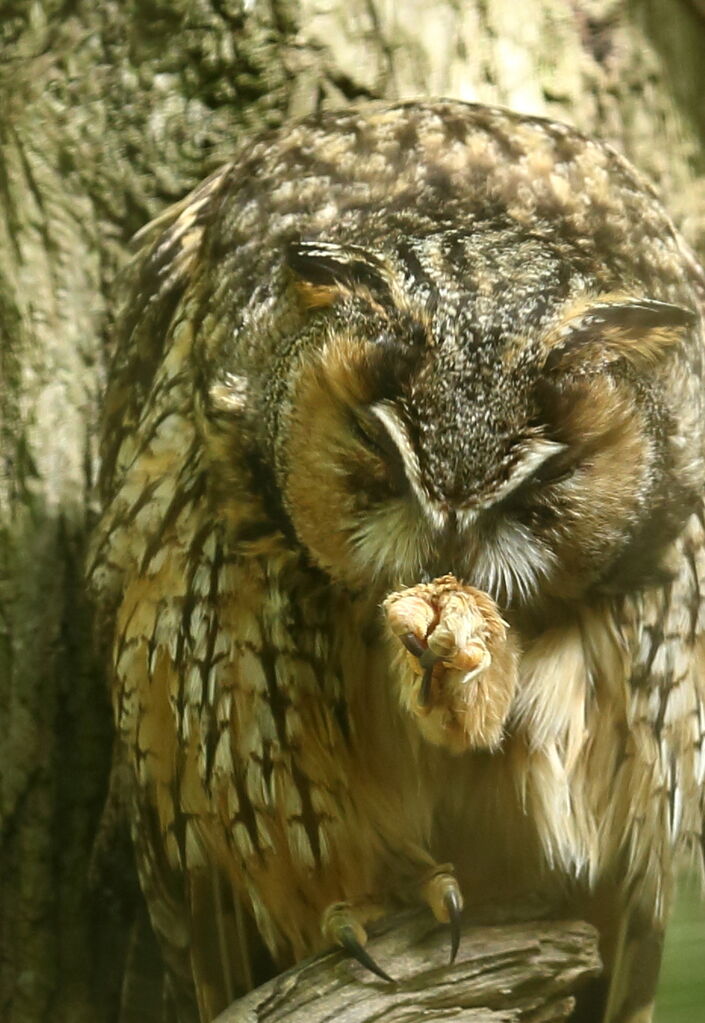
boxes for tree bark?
[1,2,704,1021]
[214,913,601,1023]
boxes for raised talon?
[383,576,520,752]
[419,651,441,707]
[322,902,395,983]
[419,647,442,670]
[400,631,426,659]
[400,633,443,707]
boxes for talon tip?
[338,925,395,983]
[444,889,462,965]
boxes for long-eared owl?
[88,100,705,1023]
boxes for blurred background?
[660,870,705,1022]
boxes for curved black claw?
[400,633,441,707]
[444,888,462,965]
[400,632,426,658]
[338,924,395,983]
[419,662,433,706]
[419,647,442,707]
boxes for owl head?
[214,230,701,608]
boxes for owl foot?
[419,864,464,964]
[322,864,463,978]
[321,902,395,982]
[383,574,519,753]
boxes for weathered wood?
[215,914,601,1023]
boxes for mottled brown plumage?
[88,100,705,1023]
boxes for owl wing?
[595,510,705,1023]
[99,163,233,504]
[89,164,274,1020]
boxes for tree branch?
[215,912,601,1023]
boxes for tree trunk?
[1,2,704,1021]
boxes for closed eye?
[488,437,572,505]
[349,408,409,494]
[529,450,577,486]
[496,445,578,515]
[350,409,398,460]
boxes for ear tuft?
[286,241,392,310]
[545,296,696,372]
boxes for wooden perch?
[214,910,601,1023]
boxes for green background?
[658,871,705,1021]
